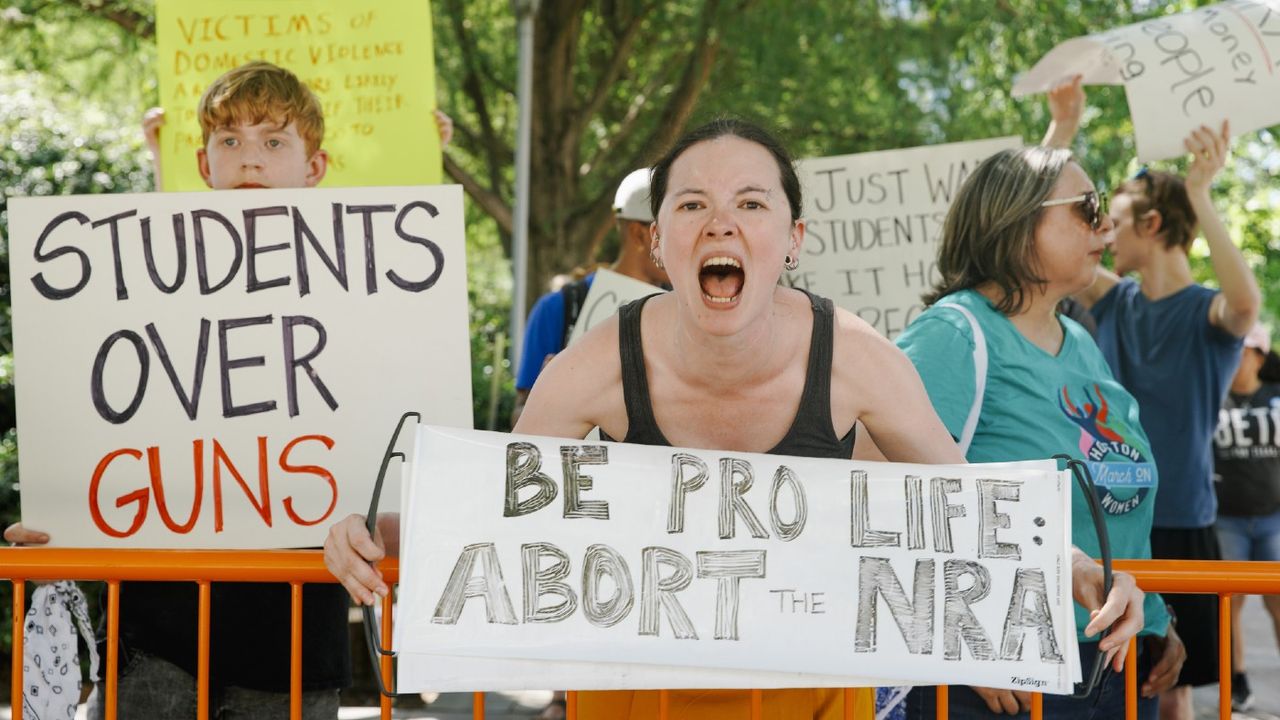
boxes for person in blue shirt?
[882,144,1183,718]
[1046,77,1261,720]
[511,169,669,425]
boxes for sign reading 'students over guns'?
[7,186,473,548]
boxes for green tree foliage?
[2,0,1278,448]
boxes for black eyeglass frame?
[1051,454,1115,702]
[362,410,420,698]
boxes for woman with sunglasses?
[864,145,1183,718]
[1046,76,1261,720]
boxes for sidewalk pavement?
[337,691,551,720]
[1193,593,1280,719]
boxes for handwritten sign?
[1012,0,1280,161]
[7,186,472,548]
[155,0,442,191]
[792,137,1021,339]
[565,269,664,346]
[393,426,1080,693]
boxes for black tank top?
[606,290,855,458]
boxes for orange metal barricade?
[1,550,1276,720]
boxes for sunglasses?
[1041,190,1108,232]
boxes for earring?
[784,254,799,271]
[650,250,665,270]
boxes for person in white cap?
[1213,322,1280,712]
[511,169,669,425]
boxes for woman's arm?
[833,313,965,464]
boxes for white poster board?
[7,186,473,548]
[1012,0,1280,161]
[564,269,663,346]
[394,426,1080,694]
[793,137,1021,339]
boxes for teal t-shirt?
[895,289,1169,639]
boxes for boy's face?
[197,119,326,190]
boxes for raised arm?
[142,107,166,189]
[1041,75,1084,150]
[1038,76,1121,310]
[1186,122,1261,337]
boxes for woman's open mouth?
[699,256,744,305]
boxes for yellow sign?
[156,0,441,191]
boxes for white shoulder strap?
[939,302,987,457]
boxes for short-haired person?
[884,146,1182,718]
[510,169,670,425]
[325,118,1147,719]
[141,95,453,190]
[1046,77,1261,720]
[7,61,348,719]
[1212,323,1280,712]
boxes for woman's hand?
[970,687,1032,715]
[1072,548,1144,671]
[1184,120,1229,198]
[324,513,391,605]
[1141,621,1186,698]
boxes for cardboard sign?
[1013,0,1280,161]
[7,186,472,548]
[792,137,1022,339]
[394,426,1080,693]
[564,269,664,346]
[155,0,442,191]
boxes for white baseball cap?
[614,169,654,223]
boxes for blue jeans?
[86,649,339,720]
[1216,511,1280,562]
[904,640,1157,719]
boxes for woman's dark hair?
[1116,169,1198,251]
[649,118,802,222]
[923,146,1074,314]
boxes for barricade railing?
[1,550,1276,720]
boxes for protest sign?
[393,425,1080,693]
[793,137,1021,339]
[564,269,664,346]
[1013,0,1280,161]
[155,0,442,191]
[7,186,472,548]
